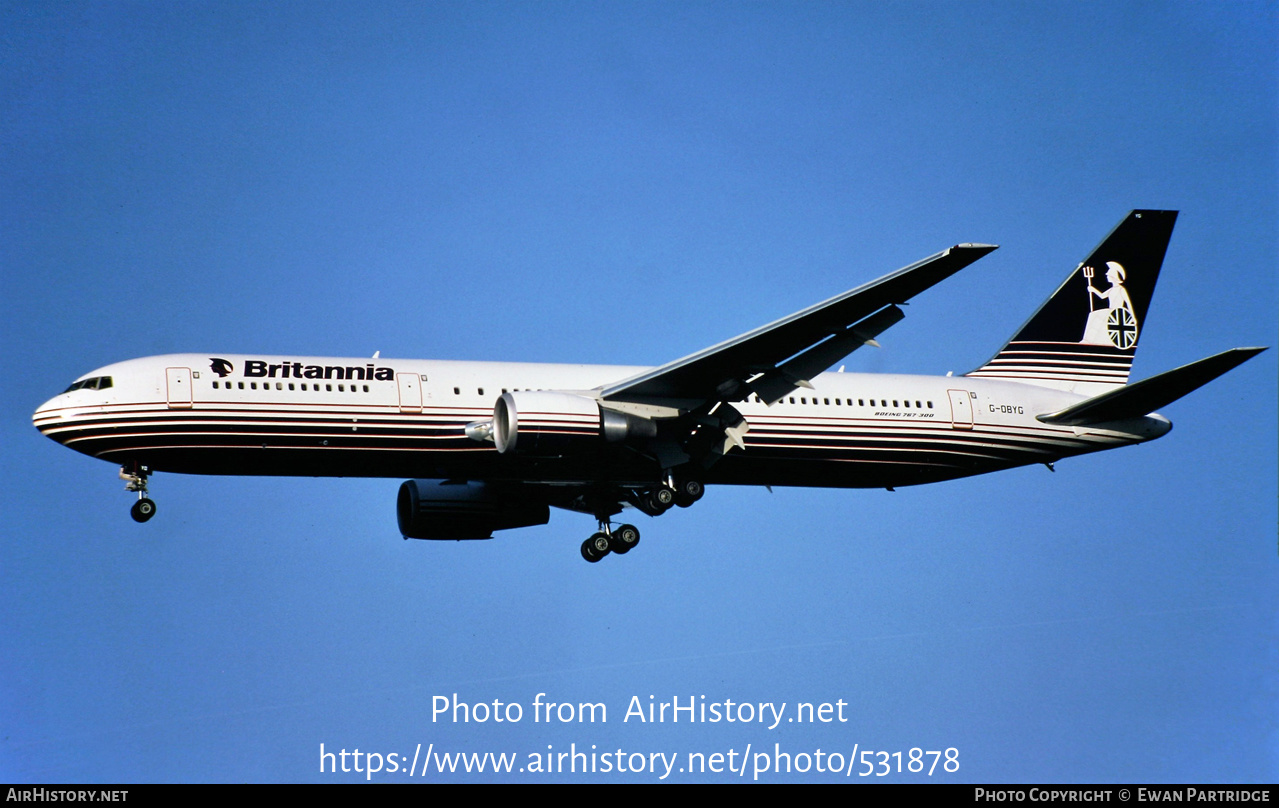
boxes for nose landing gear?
[120,464,156,523]
[130,498,156,522]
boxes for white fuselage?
[34,353,1171,491]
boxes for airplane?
[33,210,1265,562]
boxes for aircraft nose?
[33,395,67,440]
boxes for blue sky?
[2,1,1275,783]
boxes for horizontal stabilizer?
[1037,347,1267,426]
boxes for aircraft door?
[947,388,973,429]
[166,367,193,409]
[397,373,422,413]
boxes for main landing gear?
[580,522,641,563]
[120,464,156,523]
[632,477,704,516]
[580,476,704,563]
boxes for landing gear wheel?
[611,524,640,554]
[581,532,610,562]
[674,479,704,508]
[643,487,674,514]
[131,498,156,523]
[121,464,155,523]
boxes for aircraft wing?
[601,243,998,406]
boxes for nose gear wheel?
[120,464,156,523]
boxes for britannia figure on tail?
[1081,261,1138,348]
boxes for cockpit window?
[63,376,112,393]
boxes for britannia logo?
[209,358,234,377]
[1080,262,1138,349]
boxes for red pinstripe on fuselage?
[34,353,1169,491]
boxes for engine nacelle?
[492,391,659,456]
[493,391,601,455]
[396,479,549,540]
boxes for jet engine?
[492,391,655,456]
[396,479,549,540]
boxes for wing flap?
[602,243,997,404]
[750,304,905,404]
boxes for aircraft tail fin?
[967,210,1178,394]
[1035,347,1266,426]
